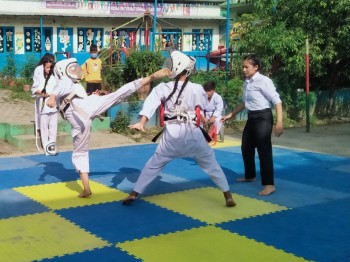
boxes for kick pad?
[15,181,128,210]
[144,187,288,224]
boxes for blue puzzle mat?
[0,143,349,261]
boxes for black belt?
[248,108,271,116]
[164,116,187,121]
[164,116,176,121]
[59,95,78,119]
[62,103,71,113]
[151,125,212,143]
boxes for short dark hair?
[203,81,216,92]
[90,44,98,52]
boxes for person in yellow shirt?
[81,44,102,95]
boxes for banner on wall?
[162,4,183,16]
[57,27,73,54]
[15,32,24,54]
[45,1,77,9]
[42,1,219,17]
[110,2,162,16]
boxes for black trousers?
[86,82,102,95]
[241,108,274,185]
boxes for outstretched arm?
[128,115,148,132]
[140,68,171,87]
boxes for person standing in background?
[31,53,58,155]
[81,44,102,95]
[222,54,283,196]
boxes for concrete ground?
[1,88,349,157]
[226,122,350,157]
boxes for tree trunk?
[325,63,339,117]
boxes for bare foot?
[223,191,236,207]
[122,191,139,205]
[236,177,256,182]
[258,185,275,196]
[78,190,92,198]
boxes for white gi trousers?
[64,80,141,173]
[39,112,58,148]
[133,121,230,193]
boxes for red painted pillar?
[129,32,135,48]
[110,31,113,66]
[305,38,310,132]
[144,11,151,49]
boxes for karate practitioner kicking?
[122,51,236,207]
[47,58,170,198]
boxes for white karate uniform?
[133,80,230,194]
[31,65,58,150]
[53,77,143,173]
[203,92,224,134]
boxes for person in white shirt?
[46,58,171,198]
[31,54,58,155]
[201,81,224,139]
[122,51,236,207]
[222,54,283,196]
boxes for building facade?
[0,0,232,71]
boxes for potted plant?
[123,50,165,100]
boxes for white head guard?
[54,58,83,82]
[164,51,196,79]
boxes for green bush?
[190,70,243,112]
[223,77,243,112]
[20,54,37,85]
[286,90,316,121]
[123,50,165,82]
[1,52,16,78]
[110,111,131,134]
[103,63,125,92]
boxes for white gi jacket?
[133,80,230,194]
[203,92,224,134]
[31,65,58,114]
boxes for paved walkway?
[227,122,350,157]
[0,89,34,125]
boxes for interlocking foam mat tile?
[0,212,108,262]
[0,144,349,261]
[117,226,307,262]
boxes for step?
[0,117,111,139]
[8,132,72,150]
